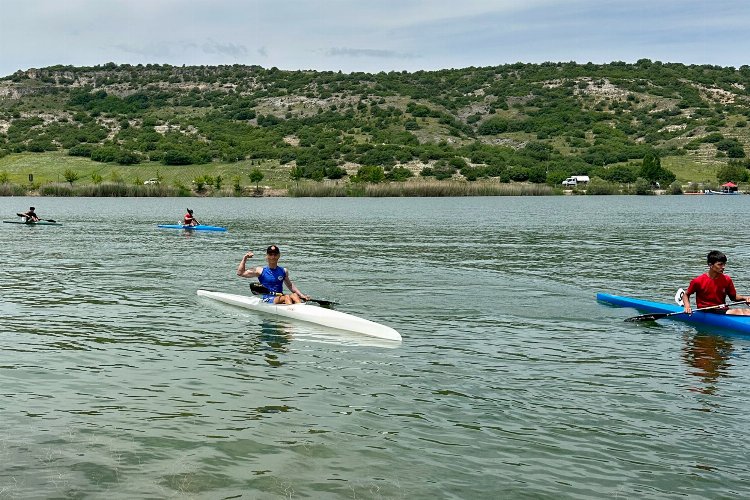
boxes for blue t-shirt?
[259,266,286,295]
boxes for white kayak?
[197,290,402,341]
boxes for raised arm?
[237,252,262,278]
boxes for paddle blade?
[250,283,270,295]
[674,288,685,305]
[307,298,338,307]
[624,314,664,322]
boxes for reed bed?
[38,182,181,197]
[7,180,556,198]
[289,180,554,197]
[0,183,28,196]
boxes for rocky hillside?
[1,61,749,185]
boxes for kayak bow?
[158,224,227,232]
[598,292,750,335]
[197,289,401,341]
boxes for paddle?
[249,282,338,307]
[16,213,56,223]
[625,300,747,322]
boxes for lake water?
[1,195,749,498]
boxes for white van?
[561,175,590,187]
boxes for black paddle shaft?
[249,282,338,306]
[625,300,747,322]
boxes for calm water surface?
[1,195,749,498]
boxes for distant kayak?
[3,220,62,226]
[197,289,402,341]
[157,224,227,232]
[598,292,750,335]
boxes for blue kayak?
[157,224,227,232]
[597,292,750,334]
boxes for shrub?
[634,177,654,195]
[584,177,619,195]
[667,181,683,195]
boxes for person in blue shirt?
[236,245,309,304]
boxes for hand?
[244,251,254,259]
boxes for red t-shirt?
[686,273,737,309]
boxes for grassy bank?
[0,151,293,191]
[0,151,729,197]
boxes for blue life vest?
[259,266,286,295]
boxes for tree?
[639,152,676,184]
[163,150,193,165]
[63,169,80,186]
[716,164,748,184]
[249,168,264,191]
[353,165,385,183]
[639,152,661,181]
[289,166,303,187]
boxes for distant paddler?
[17,206,40,223]
[183,208,199,226]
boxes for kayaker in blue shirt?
[236,245,309,304]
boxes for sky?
[1,0,749,77]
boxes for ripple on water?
[2,196,750,497]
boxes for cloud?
[113,41,179,59]
[2,0,749,75]
[201,39,248,58]
[325,47,418,60]
[112,39,247,60]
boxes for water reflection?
[259,320,292,367]
[682,333,734,395]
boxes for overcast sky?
[1,0,748,77]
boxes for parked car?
[143,178,159,185]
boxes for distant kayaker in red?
[682,250,750,316]
[183,208,199,226]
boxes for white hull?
[197,290,401,341]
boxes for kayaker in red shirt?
[683,250,750,315]
[183,208,198,226]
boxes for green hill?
[1,61,749,195]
